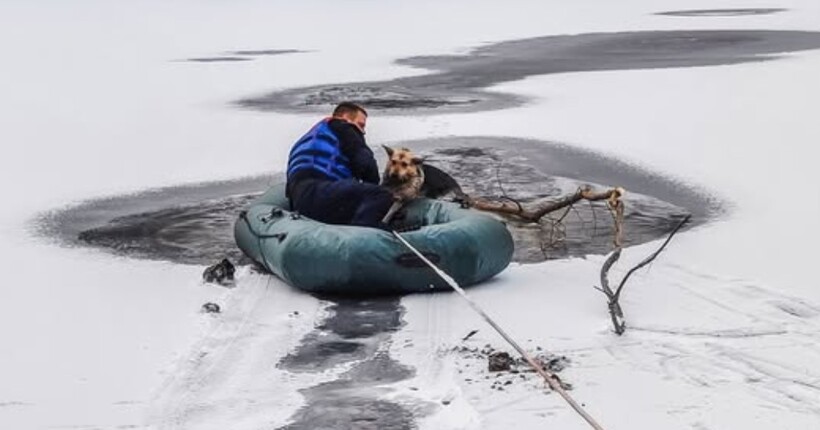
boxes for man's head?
[332,102,368,133]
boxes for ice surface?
[2,0,820,429]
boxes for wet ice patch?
[74,194,257,265]
[655,9,787,17]
[278,296,418,429]
[422,145,693,262]
[182,49,303,63]
[302,85,478,110]
[227,49,304,56]
[238,30,820,114]
[33,176,275,265]
[184,56,253,63]
[34,138,715,265]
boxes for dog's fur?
[380,145,467,224]
[382,146,425,197]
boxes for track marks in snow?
[609,263,820,424]
[147,272,322,430]
[631,326,787,339]
[389,256,820,428]
[642,263,820,337]
[709,343,820,414]
[391,293,483,430]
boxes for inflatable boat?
[234,183,513,294]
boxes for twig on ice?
[598,214,691,335]
[614,215,691,300]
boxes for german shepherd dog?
[380,145,468,224]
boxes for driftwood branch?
[599,249,625,334]
[614,215,691,301]
[467,182,686,336]
[597,196,627,334]
[467,186,625,223]
[598,214,691,335]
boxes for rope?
[238,210,288,239]
[391,230,606,430]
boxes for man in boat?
[285,102,394,228]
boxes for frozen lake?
[2,1,820,429]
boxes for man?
[286,102,393,228]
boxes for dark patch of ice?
[655,9,787,17]
[0,401,31,408]
[279,296,416,430]
[228,49,305,56]
[280,297,405,371]
[280,395,415,430]
[33,138,718,265]
[237,30,820,114]
[410,137,716,262]
[33,176,276,265]
[184,56,253,63]
[183,49,303,63]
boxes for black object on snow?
[201,302,221,313]
[488,351,514,372]
[203,258,235,285]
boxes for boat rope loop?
[238,210,288,242]
[238,210,288,274]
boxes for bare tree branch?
[597,196,627,334]
[467,186,625,223]
[599,248,625,334]
[613,215,691,301]
[597,212,691,335]
[469,183,687,336]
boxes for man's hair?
[332,101,368,118]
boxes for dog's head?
[382,145,425,184]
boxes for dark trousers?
[289,178,394,228]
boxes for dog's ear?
[411,156,425,165]
[382,145,394,157]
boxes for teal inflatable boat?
[234,183,513,294]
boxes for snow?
[1,0,820,429]
[147,270,326,430]
[389,50,820,429]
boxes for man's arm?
[329,119,380,184]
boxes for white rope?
[392,230,606,430]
